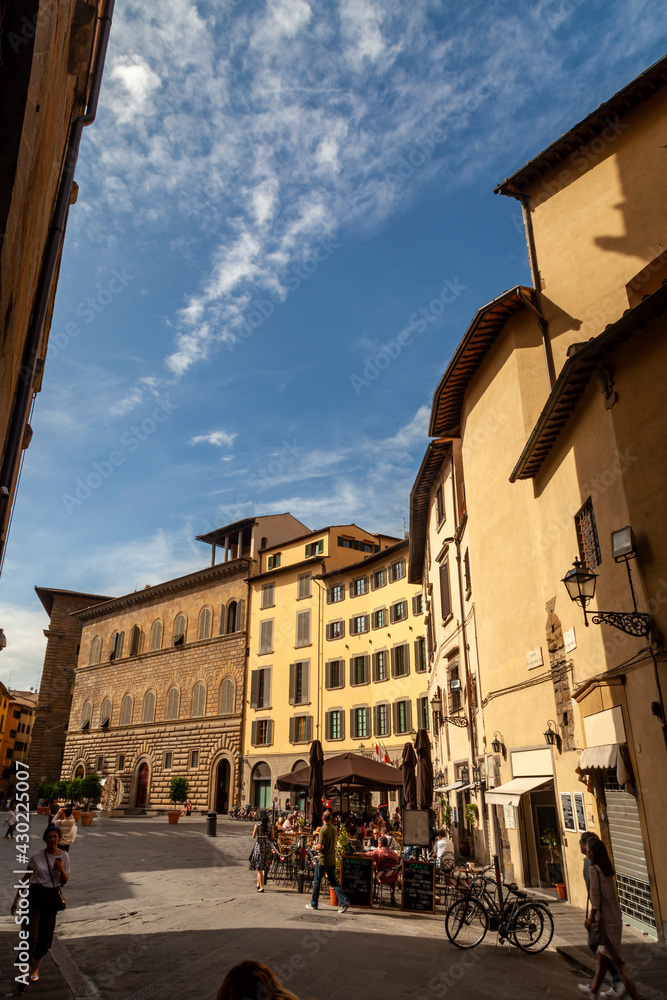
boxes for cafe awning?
[276,752,403,792]
[485,775,551,807]
[435,779,475,793]
[576,744,629,786]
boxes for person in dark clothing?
[306,810,348,912]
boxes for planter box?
[167,811,181,825]
[80,812,95,826]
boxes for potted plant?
[80,774,102,825]
[168,776,189,824]
[465,803,479,859]
[36,784,52,814]
[331,825,349,906]
[68,778,84,820]
[442,800,453,838]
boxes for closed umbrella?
[308,739,324,829]
[401,742,417,810]
[415,728,434,810]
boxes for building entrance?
[216,759,230,813]
[135,762,149,808]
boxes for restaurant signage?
[341,855,374,908]
[401,860,436,913]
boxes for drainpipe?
[519,193,555,391]
[0,0,115,573]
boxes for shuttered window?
[374,703,390,737]
[261,583,275,608]
[267,553,281,569]
[192,682,206,717]
[391,644,410,677]
[90,636,101,665]
[371,568,386,590]
[109,630,124,660]
[297,573,312,598]
[448,659,461,713]
[100,698,111,727]
[350,706,371,739]
[250,668,272,709]
[325,659,345,689]
[464,549,471,593]
[350,655,370,686]
[412,594,424,615]
[289,662,310,705]
[296,610,311,646]
[251,719,273,746]
[349,614,370,635]
[236,599,245,631]
[326,620,344,640]
[166,687,180,720]
[220,677,235,715]
[417,696,430,731]
[435,485,444,523]
[120,695,133,726]
[372,650,389,682]
[198,607,211,640]
[150,620,162,650]
[81,701,92,728]
[289,715,312,743]
[219,605,227,635]
[393,699,412,734]
[439,561,451,620]
[259,619,274,654]
[414,637,427,673]
[143,690,155,723]
[389,600,408,623]
[325,709,344,741]
[327,584,344,603]
[350,576,369,597]
[389,559,406,582]
[305,539,324,557]
[173,614,186,643]
[371,608,386,629]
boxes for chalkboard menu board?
[560,792,576,832]
[341,855,374,908]
[401,860,435,913]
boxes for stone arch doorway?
[135,762,150,808]
[216,759,230,814]
[74,764,85,779]
[251,761,271,808]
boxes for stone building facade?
[29,588,112,798]
[60,561,249,813]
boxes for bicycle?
[445,874,554,952]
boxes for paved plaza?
[1,815,665,1000]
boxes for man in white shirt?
[433,829,455,864]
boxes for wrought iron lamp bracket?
[589,610,652,637]
[443,716,469,728]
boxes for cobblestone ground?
[0,815,638,1000]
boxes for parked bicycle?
[445,871,554,952]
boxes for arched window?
[219,605,227,635]
[173,613,186,644]
[109,631,124,660]
[81,701,92,729]
[236,599,245,631]
[100,698,111,727]
[166,687,180,720]
[198,607,211,640]
[129,625,141,656]
[192,682,206,717]
[226,601,237,634]
[120,694,133,726]
[260,536,268,549]
[90,636,101,665]
[150,620,162,651]
[143,690,155,723]
[220,677,235,716]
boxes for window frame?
[260,583,275,609]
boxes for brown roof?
[495,54,667,198]
[429,286,534,437]
[315,538,408,580]
[408,440,453,584]
[250,556,325,583]
[35,586,115,617]
[510,281,667,481]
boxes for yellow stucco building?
[411,55,667,943]
[242,526,426,808]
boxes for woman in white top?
[11,826,70,985]
[57,804,77,851]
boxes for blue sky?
[2,0,665,689]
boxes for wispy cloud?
[189,429,237,448]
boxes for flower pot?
[167,810,181,825]
[80,812,95,826]
[556,882,567,900]
[458,841,470,857]
[330,887,338,906]
[72,810,82,822]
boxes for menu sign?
[401,860,436,913]
[341,855,374,908]
[560,792,576,832]
[573,792,587,832]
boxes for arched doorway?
[135,762,150,808]
[216,759,230,813]
[74,765,85,778]
[251,762,271,808]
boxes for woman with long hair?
[216,960,301,1000]
[578,837,640,998]
[248,809,273,892]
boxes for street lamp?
[430,689,469,728]
[544,720,559,748]
[491,731,506,757]
[460,764,470,785]
[562,540,652,638]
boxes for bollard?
[206,811,217,837]
[297,833,307,893]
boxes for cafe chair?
[374,858,400,907]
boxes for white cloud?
[0,604,49,692]
[189,430,237,448]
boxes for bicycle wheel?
[445,896,488,949]
[511,902,554,953]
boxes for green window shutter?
[251,720,258,746]
[250,671,259,709]
[289,663,296,705]
[289,717,296,743]
[403,644,410,675]
[317,539,323,554]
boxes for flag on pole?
[381,743,391,764]
[374,744,381,762]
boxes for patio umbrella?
[415,728,434,810]
[275,752,403,792]
[401,742,417,810]
[308,739,324,828]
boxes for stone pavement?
[1,813,665,999]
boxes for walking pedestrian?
[305,809,349,913]
[579,832,623,997]
[11,825,70,987]
[249,809,273,892]
[3,804,17,838]
[578,837,639,999]
[216,960,301,1000]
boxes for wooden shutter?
[372,653,378,682]
[440,562,451,619]
[339,711,345,739]
[325,661,331,689]
[390,647,397,678]
[364,707,371,738]
[373,705,379,735]
[219,605,226,635]
[220,678,234,715]
[289,663,296,705]
[251,720,258,746]
[392,703,398,733]
[264,668,272,708]
[289,717,296,743]
[406,700,413,732]
[325,623,332,641]
[301,663,310,703]
[350,709,356,739]
[296,610,310,645]
[198,608,211,640]
[260,620,273,653]
[325,712,331,740]
[236,599,245,630]
[363,655,370,684]
[305,716,313,742]
[250,670,259,709]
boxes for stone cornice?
[75,560,251,621]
